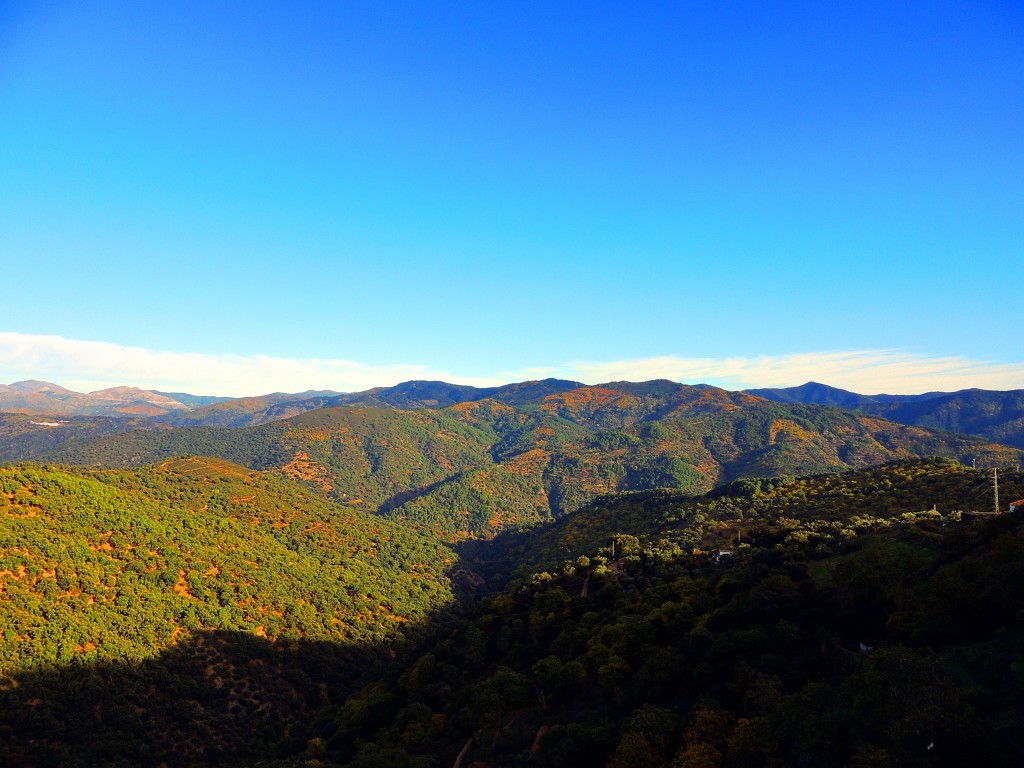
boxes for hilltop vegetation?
[469,457,1024,586]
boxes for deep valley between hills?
[2,378,1024,766]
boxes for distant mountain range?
[4,379,1016,543]
[3,376,1024,451]
[0,379,191,417]
[0,379,339,419]
[747,381,1024,449]
[157,378,587,427]
[0,378,588,426]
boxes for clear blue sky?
[1,1,1022,394]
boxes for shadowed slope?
[3,460,1024,766]
[329,461,1024,768]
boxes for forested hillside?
[0,412,142,463]
[2,457,1022,766]
[44,406,498,508]
[7,378,1024,455]
[30,384,1024,542]
[750,383,1024,450]
[317,460,1024,768]
[0,458,456,765]
[384,388,1021,540]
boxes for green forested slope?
[749,383,1024,450]
[0,457,454,665]
[0,412,140,463]
[0,458,457,765]
[45,406,498,508]
[27,383,1024,542]
[384,395,1021,540]
[3,459,1023,766]
[318,461,1024,768]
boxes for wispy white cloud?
[0,332,504,396]
[2,332,1023,396]
[552,351,1024,394]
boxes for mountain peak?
[8,379,75,395]
[745,381,872,408]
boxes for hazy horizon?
[4,334,1023,399]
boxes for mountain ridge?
[5,377,1024,453]
[31,382,1023,542]
[749,381,1024,448]
[0,380,190,417]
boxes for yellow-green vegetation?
[0,457,455,669]
[0,458,457,765]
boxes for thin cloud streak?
[556,351,1024,394]
[1,332,1023,396]
[0,332,504,396]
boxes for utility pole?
[993,468,1000,514]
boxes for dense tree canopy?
[2,456,1022,766]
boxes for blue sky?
[1,1,1022,395]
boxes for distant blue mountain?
[747,382,1024,449]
